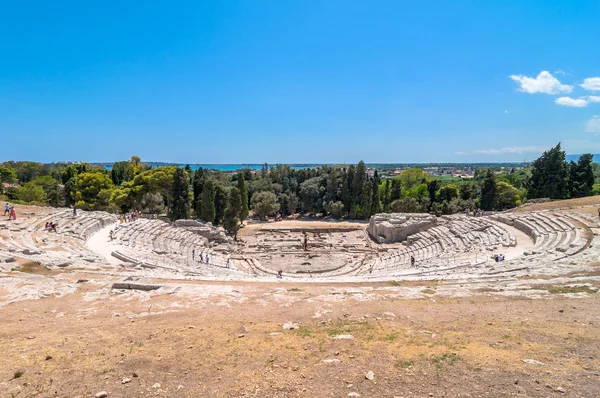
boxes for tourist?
[44,222,50,231]
[192,249,195,260]
[410,255,415,267]
[277,270,283,279]
[73,204,77,217]
[369,263,374,274]
[51,222,58,232]
[8,206,16,221]
[4,203,9,216]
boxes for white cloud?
[580,77,600,91]
[504,110,509,113]
[509,71,572,94]
[588,96,600,103]
[555,96,588,107]
[586,116,600,133]
[554,69,566,75]
[455,151,469,156]
[473,146,547,155]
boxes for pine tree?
[237,173,249,222]
[480,169,497,211]
[223,187,242,239]
[200,179,216,223]
[361,179,373,220]
[170,168,190,221]
[528,143,568,199]
[192,168,205,214]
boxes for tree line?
[0,143,597,237]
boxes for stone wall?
[367,213,437,244]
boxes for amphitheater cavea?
[1,198,599,397]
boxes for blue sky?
[1,0,599,163]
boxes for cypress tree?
[569,154,595,198]
[370,173,380,215]
[390,179,401,202]
[480,169,497,211]
[223,187,242,239]
[170,168,190,221]
[200,179,216,223]
[192,168,205,214]
[237,173,249,222]
[427,180,440,210]
[214,184,228,225]
[383,179,391,211]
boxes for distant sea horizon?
[103,164,319,171]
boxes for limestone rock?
[367,213,436,243]
[365,370,375,380]
[95,392,108,398]
[282,322,299,330]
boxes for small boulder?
[95,392,108,398]
[282,322,299,330]
[365,370,375,380]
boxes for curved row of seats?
[110,218,249,277]
[491,211,590,256]
[0,207,117,266]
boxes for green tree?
[496,181,522,209]
[396,168,432,191]
[251,191,280,220]
[568,154,595,198]
[480,169,497,211]
[324,201,345,218]
[528,143,568,199]
[370,172,380,215]
[382,179,391,211]
[237,173,249,222]
[170,168,190,220]
[140,192,165,214]
[390,179,401,201]
[214,183,228,225]
[111,161,134,186]
[0,167,17,183]
[427,180,440,207]
[200,179,216,223]
[73,172,115,210]
[352,161,367,202]
[437,184,459,203]
[31,176,62,206]
[223,187,242,239]
[17,182,46,203]
[192,168,205,214]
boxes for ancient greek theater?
[1,203,596,282]
[1,199,599,397]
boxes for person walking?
[4,203,9,216]
[72,204,77,217]
[8,206,16,221]
[192,248,195,261]
[410,255,415,267]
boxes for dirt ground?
[0,280,598,398]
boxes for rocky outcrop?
[367,213,436,244]
[175,220,232,244]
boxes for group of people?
[4,203,16,220]
[465,208,485,217]
[119,210,141,223]
[494,253,505,262]
[44,222,58,232]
